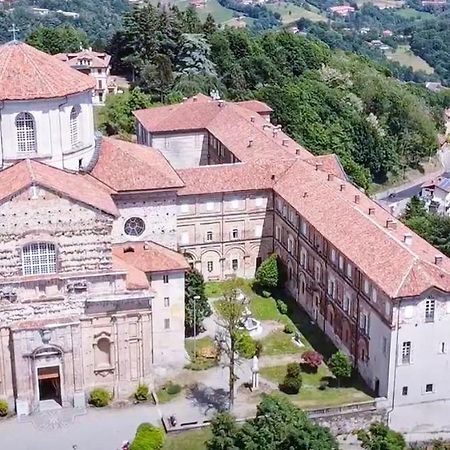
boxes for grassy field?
[260,365,372,409]
[386,45,434,74]
[163,428,210,450]
[266,1,326,23]
[196,0,235,22]
[394,7,433,18]
[354,0,404,8]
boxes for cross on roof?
[8,24,19,42]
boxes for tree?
[26,26,90,55]
[402,196,427,221]
[207,394,339,449]
[255,253,279,290]
[357,422,406,450]
[139,54,174,101]
[176,34,217,77]
[203,13,217,36]
[98,88,152,136]
[185,267,212,335]
[215,283,246,409]
[207,412,239,450]
[327,351,352,387]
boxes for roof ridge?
[393,258,418,298]
[26,159,36,182]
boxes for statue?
[251,355,259,390]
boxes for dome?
[0,41,96,101]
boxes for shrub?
[276,299,288,315]
[262,290,271,298]
[286,362,301,379]
[328,351,352,386]
[279,376,302,395]
[130,423,165,450]
[166,382,181,396]
[279,363,302,395]
[0,400,8,417]
[255,254,279,289]
[301,350,323,373]
[235,331,257,359]
[89,388,111,407]
[284,323,295,334]
[134,383,149,402]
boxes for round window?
[124,217,145,236]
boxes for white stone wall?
[150,271,186,366]
[0,187,113,278]
[0,91,95,171]
[113,192,178,250]
[389,293,450,407]
[147,132,209,168]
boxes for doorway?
[37,366,61,405]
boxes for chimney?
[250,116,255,123]
[182,97,188,102]
[273,130,278,138]
[368,207,375,215]
[315,162,322,171]
[218,99,224,107]
[248,139,254,147]
[435,255,443,266]
[403,233,412,246]
[193,96,197,102]
[340,184,345,192]
[327,174,334,181]
[271,174,276,180]
[303,192,308,198]
[295,148,301,155]
[282,139,289,146]
[385,219,397,230]
[144,241,150,250]
[354,194,360,204]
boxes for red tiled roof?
[91,137,184,192]
[112,254,150,290]
[308,154,347,180]
[112,241,189,273]
[0,159,118,216]
[134,98,313,161]
[55,50,111,69]
[274,159,450,298]
[0,42,95,101]
[237,100,273,114]
[177,159,295,195]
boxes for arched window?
[16,112,36,153]
[95,338,111,368]
[70,106,81,148]
[22,243,56,275]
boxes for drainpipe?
[58,96,69,168]
[386,303,401,425]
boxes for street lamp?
[193,295,200,359]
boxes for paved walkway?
[0,404,161,450]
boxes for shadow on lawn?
[186,383,229,415]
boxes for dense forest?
[95,4,448,190]
[409,13,450,85]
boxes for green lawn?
[197,0,235,22]
[163,428,210,450]
[260,364,372,409]
[394,7,433,19]
[386,45,434,74]
[266,1,326,24]
[185,336,217,370]
[156,383,183,404]
[260,330,303,356]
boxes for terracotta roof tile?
[0,159,118,216]
[112,241,189,273]
[177,159,295,195]
[112,254,150,290]
[236,99,273,114]
[308,154,347,180]
[55,50,111,68]
[274,159,450,298]
[0,42,95,101]
[91,137,184,192]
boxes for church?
[1,39,450,426]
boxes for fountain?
[237,290,263,337]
